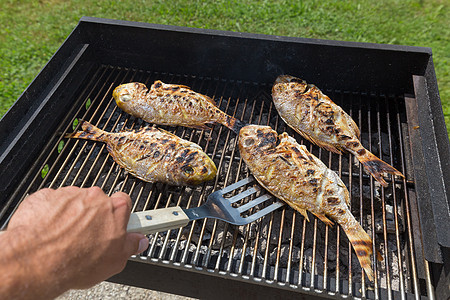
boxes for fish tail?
[341,221,381,282]
[356,148,404,187]
[220,115,248,134]
[64,121,107,142]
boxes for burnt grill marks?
[136,154,151,162]
[279,155,292,166]
[309,178,319,186]
[306,169,315,176]
[352,239,371,247]
[291,147,300,154]
[357,249,368,257]
[338,134,352,140]
[346,140,360,148]
[185,152,198,163]
[294,90,304,98]
[256,129,277,148]
[356,148,366,155]
[117,136,127,145]
[325,126,336,134]
[326,197,340,205]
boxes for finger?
[111,192,132,211]
[123,233,149,256]
[110,192,132,223]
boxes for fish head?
[173,148,217,185]
[238,125,278,155]
[272,75,309,96]
[113,82,148,110]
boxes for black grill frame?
[0,17,448,300]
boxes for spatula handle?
[127,206,190,235]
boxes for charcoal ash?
[269,244,301,267]
[375,204,397,234]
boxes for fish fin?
[341,222,380,282]
[297,208,310,222]
[105,144,125,170]
[295,129,343,155]
[344,114,360,139]
[190,124,213,130]
[285,202,310,222]
[311,137,343,155]
[177,84,192,90]
[274,198,310,222]
[200,94,217,106]
[64,121,107,142]
[156,127,179,136]
[355,148,405,187]
[220,115,248,134]
[153,80,192,91]
[312,212,334,226]
[155,122,213,131]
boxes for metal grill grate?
[1,65,434,299]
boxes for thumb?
[124,233,149,256]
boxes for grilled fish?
[113,81,245,133]
[65,121,217,186]
[272,75,404,187]
[239,125,382,281]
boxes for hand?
[0,186,149,299]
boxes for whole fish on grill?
[65,121,217,186]
[238,125,382,281]
[272,75,404,187]
[113,81,246,133]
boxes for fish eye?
[120,93,132,102]
[243,138,255,147]
[182,165,195,175]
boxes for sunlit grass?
[1,0,448,134]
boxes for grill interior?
[1,64,433,298]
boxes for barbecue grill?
[1,17,449,299]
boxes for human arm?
[0,186,149,299]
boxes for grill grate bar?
[395,99,422,299]
[378,98,393,299]
[346,92,355,297]
[386,96,406,299]
[358,93,368,297]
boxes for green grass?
[1,0,449,136]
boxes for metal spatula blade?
[127,176,284,235]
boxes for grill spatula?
[127,176,284,235]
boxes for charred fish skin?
[238,125,382,281]
[113,81,246,133]
[65,121,217,186]
[272,75,404,187]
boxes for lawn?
[1,0,449,136]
